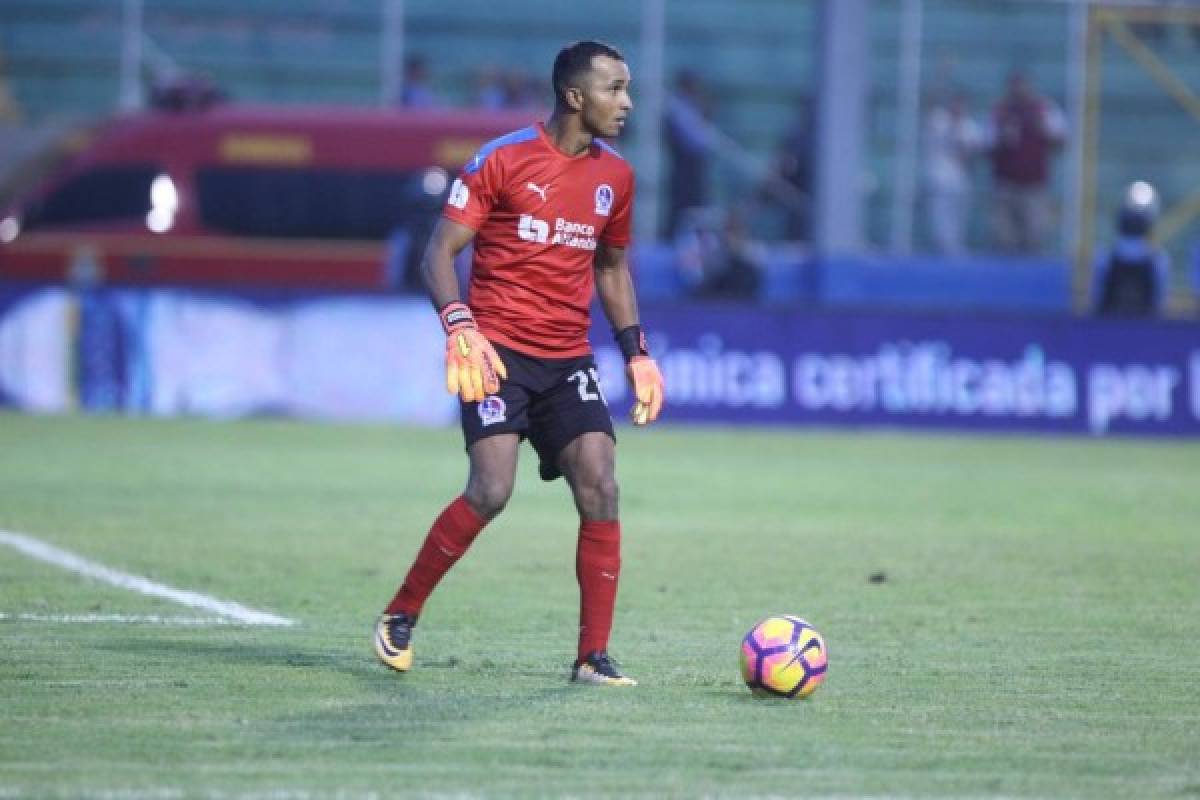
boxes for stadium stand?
[1,0,1196,307]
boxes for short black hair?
[552,40,625,108]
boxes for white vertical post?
[636,0,666,240]
[1063,0,1088,260]
[381,0,405,108]
[118,0,144,111]
[890,0,923,254]
[816,0,869,256]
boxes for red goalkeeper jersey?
[441,122,634,358]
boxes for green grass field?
[1,413,1198,798]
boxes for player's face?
[579,56,632,138]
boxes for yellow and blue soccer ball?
[739,615,827,699]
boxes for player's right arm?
[420,217,507,403]
[420,217,475,310]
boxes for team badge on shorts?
[478,395,507,426]
[594,184,614,216]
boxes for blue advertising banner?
[0,286,71,413]
[2,284,1198,436]
[592,304,1200,436]
[0,285,455,424]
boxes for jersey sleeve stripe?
[595,139,624,160]
[462,126,539,175]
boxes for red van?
[0,104,537,291]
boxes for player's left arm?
[595,242,664,425]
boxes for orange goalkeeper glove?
[616,325,664,426]
[627,356,664,425]
[439,301,507,403]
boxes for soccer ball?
[740,615,827,699]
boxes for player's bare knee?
[576,475,619,520]
[464,477,512,519]
[598,475,619,511]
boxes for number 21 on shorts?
[569,368,606,404]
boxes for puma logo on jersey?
[526,182,549,202]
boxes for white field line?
[0,613,246,626]
[0,530,296,627]
[0,791,400,800]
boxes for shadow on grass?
[90,632,818,771]
[96,634,619,736]
[100,635,384,680]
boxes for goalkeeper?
[373,40,663,687]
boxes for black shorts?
[460,342,615,481]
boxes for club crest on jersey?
[478,396,507,426]
[594,184,614,216]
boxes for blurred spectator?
[0,89,20,124]
[674,207,764,300]
[986,71,1066,253]
[501,68,544,110]
[472,65,507,110]
[923,89,983,257]
[399,55,440,108]
[763,100,815,242]
[0,54,20,124]
[149,73,227,111]
[664,69,714,237]
[1094,181,1169,317]
[470,65,542,111]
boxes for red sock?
[576,519,621,660]
[385,495,487,617]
